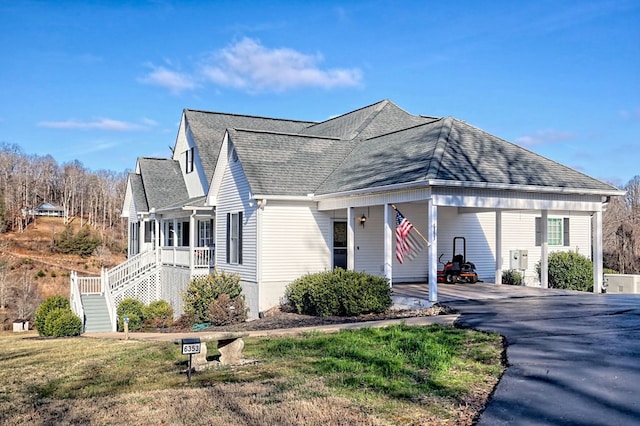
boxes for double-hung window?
[226,212,242,264]
[198,219,214,247]
[536,217,570,247]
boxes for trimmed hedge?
[284,269,392,317]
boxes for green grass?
[246,324,502,401]
[0,324,504,425]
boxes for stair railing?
[107,249,158,293]
[69,271,85,332]
[102,268,117,332]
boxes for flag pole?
[391,204,431,246]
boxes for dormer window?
[185,147,194,173]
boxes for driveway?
[393,283,640,425]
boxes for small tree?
[537,251,594,292]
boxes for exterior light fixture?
[359,214,367,228]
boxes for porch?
[70,246,215,332]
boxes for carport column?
[592,210,603,293]
[541,210,549,288]
[383,204,393,286]
[428,199,438,302]
[495,210,503,285]
[347,207,355,270]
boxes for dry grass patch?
[0,324,504,425]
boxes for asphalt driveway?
[394,283,640,425]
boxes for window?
[185,147,194,173]
[144,220,155,244]
[166,222,174,246]
[226,212,242,264]
[536,217,570,246]
[198,219,214,247]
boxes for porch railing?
[160,246,215,269]
[108,249,158,293]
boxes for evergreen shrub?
[502,269,523,285]
[142,300,174,329]
[182,269,247,325]
[116,298,145,331]
[35,296,70,335]
[47,310,82,337]
[537,251,594,292]
[284,269,392,317]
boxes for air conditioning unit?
[604,274,640,294]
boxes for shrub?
[206,293,248,326]
[536,251,593,292]
[183,269,246,324]
[47,310,82,337]
[502,269,523,285]
[284,269,392,317]
[54,224,101,257]
[117,298,145,331]
[36,270,46,278]
[142,300,174,329]
[35,296,70,335]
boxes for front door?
[333,221,347,269]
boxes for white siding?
[215,155,259,316]
[173,117,207,198]
[437,207,497,281]
[260,200,332,311]
[500,212,592,285]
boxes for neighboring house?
[71,100,623,332]
[35,202,66,217]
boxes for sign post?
[181,338,201,382]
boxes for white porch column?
[189,212,196,276]
[347,207,355,270]
[427,199,438,302]
[592,210,603,293]
[383,204,393,286]
[541,210,549,288]
[495,210,503,285]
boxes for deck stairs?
[81,294,112,333]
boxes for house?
[35,202,66,217]
[70,100,623,332]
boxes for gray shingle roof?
[128,172,148,213]
[228,129,355,196]
[316,116,619,195]
[184,110,314,183]
[137,158,188,210]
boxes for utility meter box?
[510,250,529,270]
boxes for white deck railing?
[69,271,85,329]
[108,249,158,292]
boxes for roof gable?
[137,157,188,210]
[183,109,314,184]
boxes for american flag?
[395,209,426,263]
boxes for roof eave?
[314,179,624,200]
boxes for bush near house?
[182,269,248,326]
[536,251,594,292]
[34,296,82,337]
[284,269,392,317]
[117,298,175,331]
[502,269,523,285]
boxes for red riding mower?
[437,237,479,284]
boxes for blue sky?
[1,0,638,187]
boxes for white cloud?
[200,38,362,92]
[515,129,578,146]
[38,118,145,131]
[138,64,198,94]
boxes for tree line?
[0,142,128,246]
[603,176,640,274]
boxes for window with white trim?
[198,219,214,247]
[185,147,194,173]
[226,212,242,264]
[536,217,570,247]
